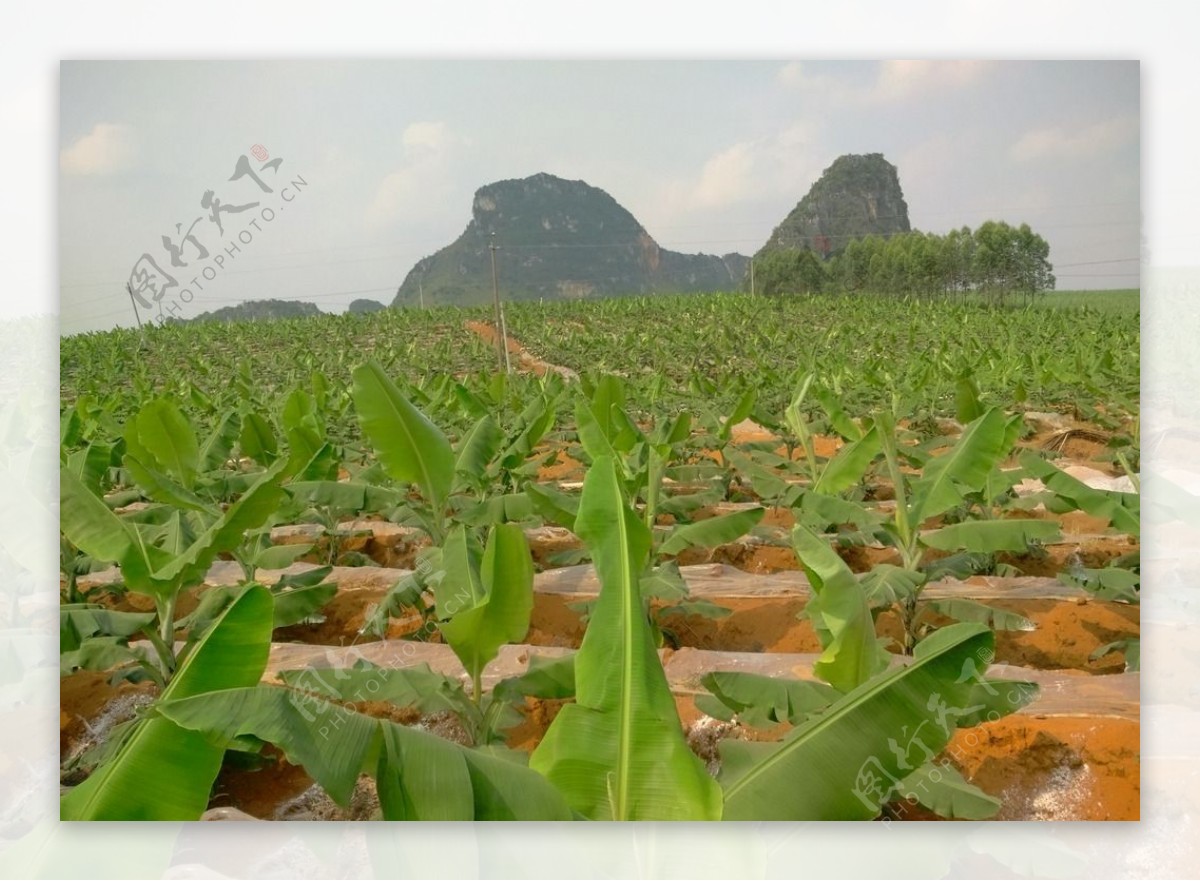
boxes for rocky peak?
[393,173,746,307]
[757,153,911,259]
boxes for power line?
[60,197,1140,289]
[58,203,1142,293]
[63,251,1141,316]
[1053,257,1140,268]
[1053,272,1140,278]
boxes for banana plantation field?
[59,291,1140,821]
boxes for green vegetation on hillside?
[175,298,324,324]
[752,221,1055,303]
[392,173,745,308]
[757,153,911,258]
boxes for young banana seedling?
[60,397,291,682]
[568,375,763,646]
[863,405,1059,652]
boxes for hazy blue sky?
[59,60,1139,333]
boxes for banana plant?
[1058,548,1139,671]
[716,622,1035,820]
[61,586,275,820]
[860,406,1060,651]
[274,651,575,749]
[430,523,535,716]
[571,375,758,644]
[350,362,548,635]
[529,456,723,820]
[1018,451,1140,537]
[158,680,576,820]
[447,393,559,527]
[322,520,540,745]
[275,479,408,566]
[775,373,889,541]
[60,604,162,685]
[59,425,289,680]
[351,361,457,543]
[695,384,758,497]
[712,523,1038,819]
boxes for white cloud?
[691,143,755,208]
[366,121,464,228]
[366,168,421,228]
[776,61,831,92]
[401,120,450,150]
[778,60,991,105]
[59,123,137,175]
[872,60,988,101]
[653,122,821,220]
[1010,115,1138,162]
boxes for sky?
[59,60,1140,334]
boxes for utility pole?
[418,276,425,309]
[488,232,511,373]
[125,281,143,329]
[749,258,755,296]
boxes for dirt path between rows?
[464,320,578,380]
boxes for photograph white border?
[4,2,1196,876]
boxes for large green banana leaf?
[61,585,274,820]
[695,671,839,728]
[529,456,722,820]
[574,399,619,464]
[813,424,881,494]
[122,451,214,514]
[718,388,757,444]
[158,684,573,819]
[437,523,534,692]
[659,507,764,556]
[61,465,159,594]
[278,661,467,717]
[65,442,113,494]
[60,459,287,598]
[198,409,240,472]
[791,525,890,693]
[912,408,1013,524]
[1020,452,1140,536]
[124,398,200,489]
[149,458,289,589]
[921,518,1061,553]
[923,598,1035,632]
[719,623,1020,820]
[452,414,504,492]
[239,411,278,465]
[351,361,454,529]
[524,481,580,530]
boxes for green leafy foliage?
[530,457,722,820]
[791,525,889,692]
[61,586,274,820]
[352,361,455,538]
[718,624,1033,820]
[434,524,534,702]
[696,671,839,728]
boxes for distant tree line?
[751,220,1055,303]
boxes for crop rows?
[58,291,1140,821]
